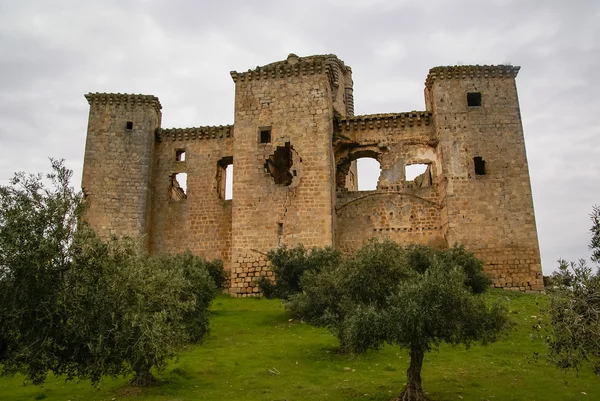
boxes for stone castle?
[82,53,544,295]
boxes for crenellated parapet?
[157,125,233,142]
[337,112,433,132]
[230,53,350,91]
[84,92,162,113]
[425,65,520,88]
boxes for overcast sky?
[0,0,598,273]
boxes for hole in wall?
[126,121,133,130]
[265,142,294,186]
[467,92,482,107]
[356,158,381,191]
[474,156,486,175]
[405,164,432,187]
[170,173,187,200]
[175,149,186,161]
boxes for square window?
[126,121,133,130]
[467,92,482,107]
[260,128,271,144]
[175,149,186,161]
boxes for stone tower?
[81,93,161,241]
[425,66,542,290]
[228,54,354,296]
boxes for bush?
[257,245,341,300]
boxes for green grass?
[1,290,599,401]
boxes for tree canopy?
[541,206,600,376]
[0,160,222,385]
[277,240,511,401]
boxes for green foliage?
[0,159,84,384]
[543,260,600,375]
[257,245,342,300]
[287,239,510,401]
[0,161,219,386]
[540,206,600,376]
[590,205,600,263]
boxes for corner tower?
[228,54,353,296]
[82,93,161,240]
[426,66,543,291]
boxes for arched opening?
[356,158,381,191]
[336,149,381,192]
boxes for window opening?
[175,149,186,161]
[126,121,133,130]
[474,156,486,175]
[260,128,272,144]
[170,173,187,200]
[217,156,233,200]
[467,92,482,107]
[405,164,432,187]
[225,164,233,200]
[356,158,381,191]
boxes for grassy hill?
[1,290,599,401]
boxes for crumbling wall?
[149,126,233,265]
[333,113,444,252]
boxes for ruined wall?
[149,126,233,264]
[426,66,543,291]
[82,93,161,240]
[334,112,445,252]
[81,56,543,295]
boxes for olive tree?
[0,161,220,386]
[287,240,511,401]
[541,206,600,376]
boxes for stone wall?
[82,93,161,242]
[149,126,233,264]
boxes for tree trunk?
[397,347,427,401]
[129,367,156,387]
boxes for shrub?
[257,245,341,299]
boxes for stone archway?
[335,148,382,191]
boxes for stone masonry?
[81,54,544,295]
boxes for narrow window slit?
[126,121,134,130]
[474,157,486,175]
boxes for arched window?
[336,150,381,191]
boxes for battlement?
[84,92,162,113]
[425,65,520,88]
[337,112,433,132]
[230,53,350,87]
[158,125,233,142]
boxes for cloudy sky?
[0,0,598,273]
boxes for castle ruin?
[82,53,544,295]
